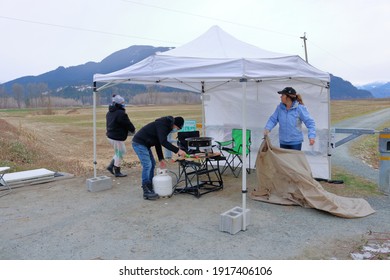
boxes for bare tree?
[0,87,7,108]
[26,82,49,108]
[12,83,24,108]
[131,91,200,105]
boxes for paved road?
[331,108,390,184]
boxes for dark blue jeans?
[132,142,156,186]
[280,143,302,151]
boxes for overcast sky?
[1,0,389,86]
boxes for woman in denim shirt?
[264,87,316,151]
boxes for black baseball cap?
[278,87,296,95]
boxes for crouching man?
[132,116,187,200]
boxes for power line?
[1,2,353,73]
[0,15,181,45]
[1,1,300,45]
[122,0,364,73]
[308,39,364,72]
[121,0,297,38]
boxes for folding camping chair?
[215,128,251,178]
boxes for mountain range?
[1,45,170,91]
[357,82,390,98]
[0,45,386,100]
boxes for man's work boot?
[141,184,159,200]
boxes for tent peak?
[158,25,289,59]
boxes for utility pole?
[300,32,308,63]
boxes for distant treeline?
[0,82,201,109]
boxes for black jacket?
[132,116,179,161]
[106,104,136,141]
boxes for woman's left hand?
[309,138,315,145]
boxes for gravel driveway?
[1,110,390,260]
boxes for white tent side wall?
[203,80,330,179]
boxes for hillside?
[358,82,390,98]
[0,45,376,101]
[329,74,373,99]
[0,45,170,92]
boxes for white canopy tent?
[93,26,330,231]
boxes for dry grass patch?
[331,98,390,123]
[350,119,390,170]
[0,101,388,194]
[0,105,203,176]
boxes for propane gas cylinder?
[152,168,173,197]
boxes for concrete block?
[220,209,242,235]
[86,176,112,192]
[234,206,251,228]
[220,206,251,235]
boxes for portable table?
[173,153,224,198]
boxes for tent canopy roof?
[93,26,330,87]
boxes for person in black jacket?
[132,116,187,200]
[106,95,136,177]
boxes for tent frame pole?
[326,83,331,180]
[201,81,206,136]
[240,78,248,231]
[93,83,97,178]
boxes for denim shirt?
[265,101,316,145]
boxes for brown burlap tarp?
[250,137,375,218]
